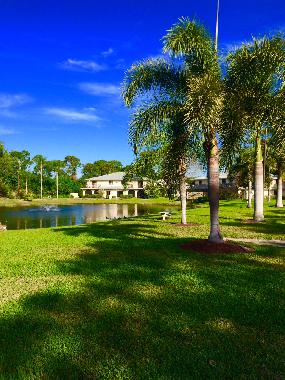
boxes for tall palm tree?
[122,57,193,225]
[223,35,285,221]
[163,18,224,242]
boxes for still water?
[0,203,176,230]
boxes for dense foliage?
[0,143,124,199]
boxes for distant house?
[81,172,147,199]
[189,173,285,199]
[187,173,231,198]
[190,173,230,190]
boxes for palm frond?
[122,58,186,107]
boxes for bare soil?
[180,239,255,254]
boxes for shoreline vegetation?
[0,200,284,378]
[0,196,180,208]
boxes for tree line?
[122,17,285,243]
[0,143,124,199]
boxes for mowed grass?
[0,200,284,379]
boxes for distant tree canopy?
[82,160,124,178]
[0,144,125,199]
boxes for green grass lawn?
[0,200,284,379]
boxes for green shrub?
[23,193,34,201]
[219,187,239,200]
[83,193,104,199]
[195,196,209,203]
[0,179,10,197]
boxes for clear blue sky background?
[0,0,284,166]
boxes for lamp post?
[215,0,220,51]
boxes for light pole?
[215,0,220,51]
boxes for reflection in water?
[0,203,176,230]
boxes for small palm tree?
[122,57,193,225]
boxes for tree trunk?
[179,176,187,225]
[56,172,59,199]
[276,167,283,208]
[40,161,43,199]
[254,136,264,222]
[247,180,252,208]
[268,185,271,203]
[25,177,28,195]
[207,137,223,243]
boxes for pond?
[0,203,178,230]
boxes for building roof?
[192,172,228,181]
[87,172,126,181]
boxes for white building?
[191,173,230,189]
[189,173,285,199]
[81,172,147,199]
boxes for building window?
[109,180,113,185]
[199,180,202,185]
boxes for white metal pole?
[215,0,220,51]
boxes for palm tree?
[223,35,285,221]
[163,18,224,242]
[33,155,46,199]
[268,136,285,208]
[122,57,194,225]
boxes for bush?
[119,194,134,199]
[0,179,10,197]
[23,193,34,201]
[83,193,104,199]
[219,187,239,200]
[194,196,209,204]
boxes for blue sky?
[0,0,284,166]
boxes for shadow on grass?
[0,220,284,379]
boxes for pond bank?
[0,197,180,208]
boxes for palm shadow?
[0,219,284,378]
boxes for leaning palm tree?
[223,35,285,221]
[163,18,224,242]
[122,56,193,225]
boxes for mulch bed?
[180,239,255,254]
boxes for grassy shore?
[0,196,179,208]
[0,200,284,378]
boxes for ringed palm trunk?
[207,136,223,243]
[276,165,283,208]
[254,136,264,222]
[247,179,252,208]
[179,176,187,225]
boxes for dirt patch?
[174,223,200,227]
[243,219,264,224]
[180,239,255,254]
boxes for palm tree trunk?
[207,137,223,243]
[40,161,43,199]
[254,136,264,222]
[180,176,187,224]
[247,180,252,208]
[276,166,283,208]
[56,172,59,199]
